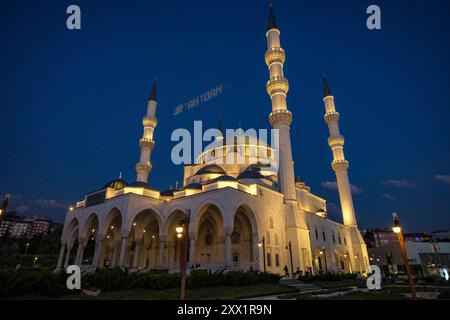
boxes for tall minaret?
[322,75,357,226]
[265,3,296,202]
[135,80,158,183]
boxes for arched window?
[266,231,271,245]
[269,217,274,229]
[275,249,280,267]
[267,248,272,267]
[275,233,279,246]
[245,136,250,157]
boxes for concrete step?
[279,279,322,292]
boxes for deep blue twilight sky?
[0,0,449,232]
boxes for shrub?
[438,291,450,300]
[0,268,69,298]
[0,267,281,298]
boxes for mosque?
[56,4,369,275]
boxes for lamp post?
[24,242,30,255]
[32,256,38,267]
[176,209,190,300]
[392,212,417,299]
[285,241,294,279]
[258,237,266,272]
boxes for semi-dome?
[237,163,276,180]
[185,183,203,190]
[212,175,237,182]
[103,179,127,190]
[160,189,175,197]
[129,181,152,189]
[194,164,226,176]
[237,166,264,180]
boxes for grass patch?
[277,287,353,300]
[310,279,366,289]
[66,283,296,300]
[329,291,409,300]
[381,285,450,294]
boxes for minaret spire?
[267,1,278,31]
[135,80,158,184]
[149,79,157,101]
[322,73,332,98]
[264,3,313,274]
[322,75,357,226]
[265,1,295,201]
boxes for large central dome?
[196,128,276,167]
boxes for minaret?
[265,3,296,202]
[322,75,357,226]
[135,80,158,184]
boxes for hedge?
[0,268,70,298]
[0,268,281,298]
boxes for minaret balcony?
[142,116,157,128]
[328,135,345,148]
[324,111,340,124]
[269,109,292,127]
[139,138,155,149]
[266,76,289,96]
[265,47,285,66]
[331,159,349,171]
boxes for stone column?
[111,241,119,267]
[78,243,86,266]
[133,240,142,269]
[92,236,104,267]
[225,232,232,268]
[55,244,66,271]
[188,234,196,268]
[118,237,128,268]
[75,244,82,266]
[63,245,72,268]
[158,236,166,268]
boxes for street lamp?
[176,209,190,300]
[32,256,38,267]
[24,243,30,255]
[285,241,294,279]
[259,237,266,273]
[392,212,417,299]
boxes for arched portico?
[230,205,259,270]
[194,204,225,270]
[164,209,191,271]
[79,213,99,266]
[98,208,122,268]
[125,209,161,270]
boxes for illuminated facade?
[57,4,368,275]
